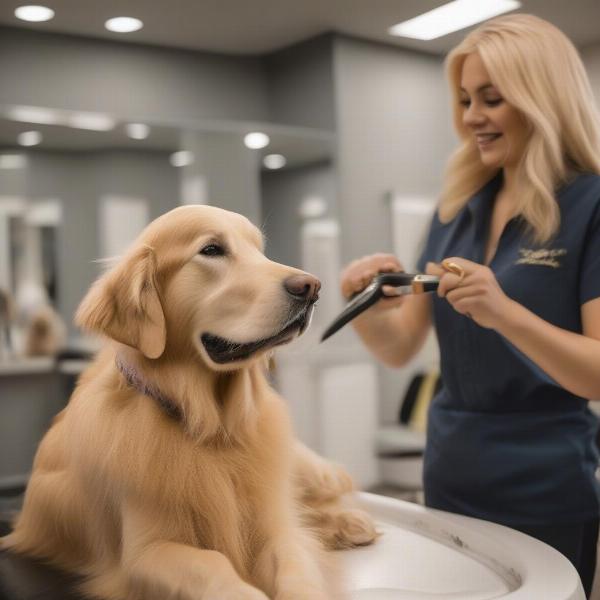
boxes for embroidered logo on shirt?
[515,248,567,268]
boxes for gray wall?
[333,35,455,265]
[261,160,336,267]
[0,26,337,132]
[181,131,262,225]
[0,149,180,334]
[264,34,336,132]
[0,26,268,126]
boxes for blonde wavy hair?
[440,13,600,243]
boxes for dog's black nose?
[284,274,321,303]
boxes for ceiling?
[0,0,599,56]
[1,0,598,166]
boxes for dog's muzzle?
[201,304,314,364]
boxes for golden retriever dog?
[1,205,377,600]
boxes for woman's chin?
[478,152,504,169]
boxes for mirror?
[0,108,336,357]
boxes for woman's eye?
[485,98,503,107]
[459,99,470,107]
[199,244,225,257]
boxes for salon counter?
[0,356,90,492]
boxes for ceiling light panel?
[389,0,521,40]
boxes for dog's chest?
[178,441,289,570]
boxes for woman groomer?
[341,14,600,596]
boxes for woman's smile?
[476,133,503,149]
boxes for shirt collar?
[467,171,503,223]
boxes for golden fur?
[1,205,376,599]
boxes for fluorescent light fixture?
[14,5,55,22]
[18,131,42,146]
[244,132,270,150]
[66,112,116,131]
[5,105,116,132]
[0,154,28,169]
[125,123,150,140]
[170,151,194,167]
[105,17,143,33]
[389,0,521,40]
[6,105,60,125]
[263,154,286,170]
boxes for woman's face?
[459,52,528,170]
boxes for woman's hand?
[426,257,514,329]
[339,254,433,368]
[340,253,405,309]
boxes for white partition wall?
[100,196,149,259]
[276,215,379,489]
[390,196,436,272]
[276,339,380,489]
[319,362,379,487]
[387,194,440,388]
[300,218,343,329]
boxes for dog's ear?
[76,245,166,359]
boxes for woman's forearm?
[352,296,431,368]
[496,300,600,400]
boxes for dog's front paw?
[325,508,378,550]
[337,508,378,547]
[301,463,354,504]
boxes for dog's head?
[76,205,320,370]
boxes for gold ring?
[441,259,465,283]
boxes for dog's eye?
[199,243,225,257]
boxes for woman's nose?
[463,103,486,127]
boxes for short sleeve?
[580,201,600,305]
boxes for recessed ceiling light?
[105,17,143,33]
[0,154,28,169]
[244,132,270,150]
[18,131,42,146]
[389,0,521,41]
[14,5,55,22]
[125,123,150,140]
[263,154,286,169]
[170,151,194,167]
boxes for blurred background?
[1,0,600,509]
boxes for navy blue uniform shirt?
[417,171,600,526]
